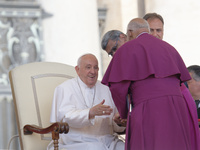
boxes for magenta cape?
[102,34,190,84]
[102,33,200,150]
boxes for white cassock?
[47,77,125,150]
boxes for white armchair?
[9,62,76,150]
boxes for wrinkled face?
[75,55,99,88]
[105,34,127,56]
[147,18,164,40]
[187,72,200,99]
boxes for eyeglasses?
[108,38,119,57]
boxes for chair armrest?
[23,122,69,135]
[23,122,69,150]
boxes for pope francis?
[47,53,125,150]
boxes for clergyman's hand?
[113,113,127,127]
[89,99,113,119]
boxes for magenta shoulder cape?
[102,33,191,85]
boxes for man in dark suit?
[187,65,200,119]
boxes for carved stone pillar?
[0,1,47,149]
[0,1,45,91]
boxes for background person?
[101,30,127,57]
[187,65,200,119]
[143,12,164,39]
[101,30,129,125]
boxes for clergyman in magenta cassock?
[102,33,199,150]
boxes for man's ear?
[75,66,79,74]
[127,30,132,40]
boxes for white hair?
[77,53,96,67]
